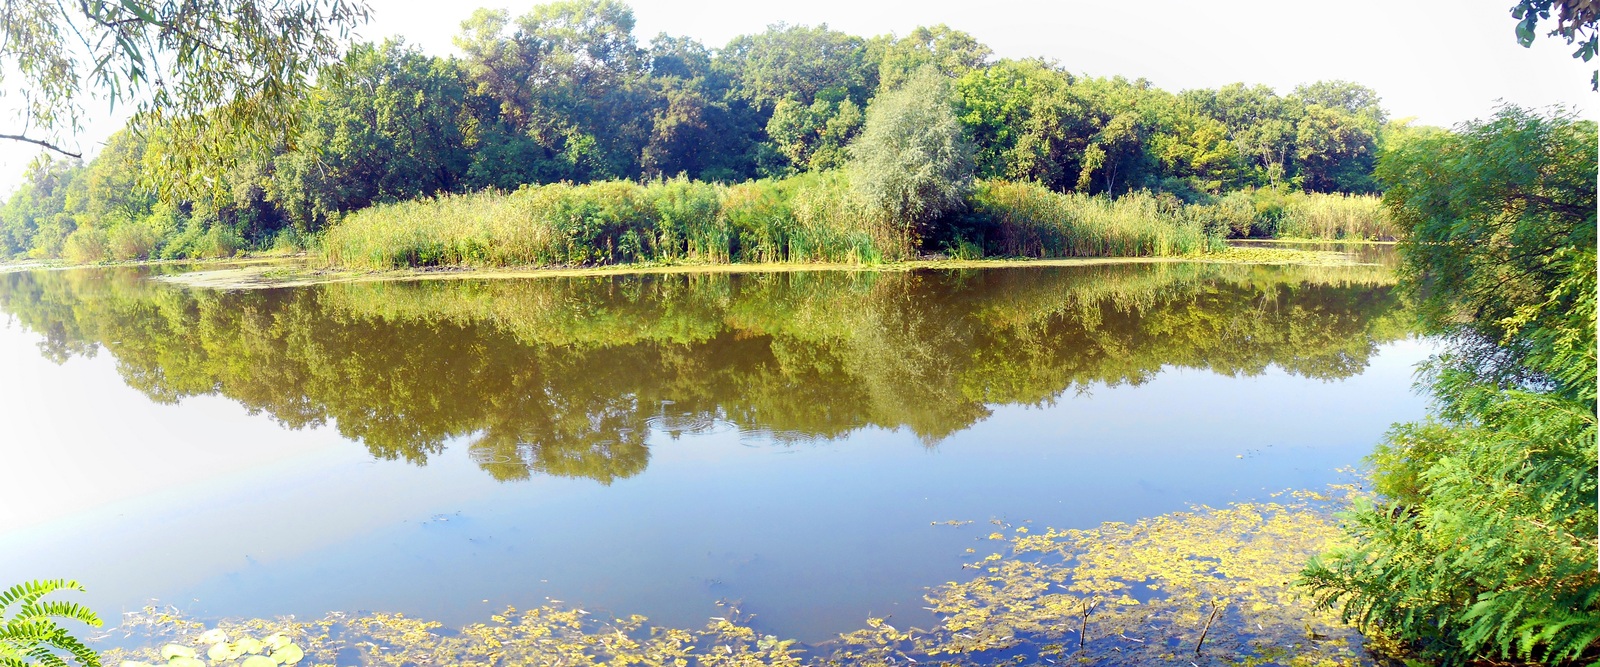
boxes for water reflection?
[0,261,1410,485]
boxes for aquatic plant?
[958,180,1205,257]
[118,630,305,667]
[0,579,103,667]
[101,490,1369,667]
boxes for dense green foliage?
[322,175,1395,270]
[848,68,975,235]
[0,261,1407,484]
[0,579,102,667]
[1,0,1398,263]
[1302,106,1598,665]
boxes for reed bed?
[1276,192,1395,240]
[324,174,908,271]
[963,180,1206,257]
[323,174,1389,271]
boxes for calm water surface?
[0,256,1429,643]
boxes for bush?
[108,223,160,260]
[62,226,109,264]
[1301,105,1598,665]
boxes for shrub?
[61,226,109,264]
[1301,105,1598,665]
[108,223,160,260]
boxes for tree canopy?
[1,0,1402,262]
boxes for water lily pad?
[168,658,205,667]
[207,641,240,662]
[271,644,304,665]
[159,645,195,660]
[234,637,264,654]
[198,629,228,644]
[240,655,277,667]
[264,633,290,651]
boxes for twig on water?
[1194,599,1224,657]
[1078,597,1102,650]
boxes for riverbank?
[152,244,1376,290]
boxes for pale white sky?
[1,0,1593,194]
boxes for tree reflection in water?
[0,260,1410,484]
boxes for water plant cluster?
[323,176,1251,271]
[99,491,1363,667]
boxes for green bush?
[1301,105,1598,666]
[847,68,974,238]
[61,226,109,264]
[108,223,161,260]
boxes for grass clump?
[1276,191,1395,240]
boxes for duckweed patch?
[105,490,1370,667]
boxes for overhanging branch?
[0,133,83,158]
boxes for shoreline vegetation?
[322,177,1394,272]
[3,0,1403,272]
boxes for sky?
[0,0,1593,193]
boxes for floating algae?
[104,489,1371,667]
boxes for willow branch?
[0,133,83,158]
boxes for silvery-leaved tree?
[847,66,974,243]
[0,0,369,194]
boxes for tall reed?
[323,175,1386,271]
[961,180,1205,257]
[325,174,914,270]
[1276,192,1395,240]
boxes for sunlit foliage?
[0,579,102,667]
[1,0,1399,264]
[1301,105,1598,665]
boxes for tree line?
[1,0,1395,261]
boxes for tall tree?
[455,0,650,180]
[272,40,473,230]
[849,68,974,238]
[874,25,992,92]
